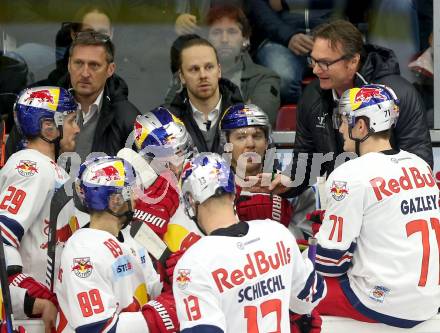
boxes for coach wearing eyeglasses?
[269,19,432,198]
[6,30,140,162]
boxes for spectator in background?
[247,0,340,104]
[36,5,114,87]
[166,5,280,125]
[165,37,243,153]
[6,30,140,161]
[173,0,243,35]
[265,19,432,199]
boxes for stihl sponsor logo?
[148,300,175,330]
[370,167,436,201]
[272,195,282,221]
[212,241,291,293]
[133,210,166,227]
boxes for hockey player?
[56,156,178,333]
[314,84,440,328]
[173,152,326,332]
[0,86,79,330]
[132,107,202,252]
[220,103,293,227]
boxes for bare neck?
[198,200,238,235]
[188,89,221,117]
[360,137,392,156]
[27,139,55,161]
[90,212,121,237]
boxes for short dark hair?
[177,37,219,71]
[206,5,251,39]
[69,30,115,63]
[313,19,364,59]
[170,34,201,74]
[357,116,392,139]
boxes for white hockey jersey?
[315,150,440,327]
[0,149,69,283]
[173,220,326,332]
[56,227,162,333]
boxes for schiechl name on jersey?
[237,274,285,303]
[370,166,436,201]
[212,241,291,293]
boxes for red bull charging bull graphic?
[90,165,121,182]
[354,87,386,103]
[24,89,54,104]
[330,180,349,201]
[72,257,93,278]
[15,160,38,177]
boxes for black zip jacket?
[284,44,433,198]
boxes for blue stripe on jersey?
[182,325,224,333]
[297,270,315,300]
[315,260,351,276]
[312,273,326,302]
[338,275,423,328]
[76,318,118,333]
[297,270,326,302]
[316,242,356,261]
[315,242,356,276]
[0,215,24,245]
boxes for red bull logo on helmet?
[330,180,349,201]
[24,89,54,104]
[90,165,121,182]
[72,257,93,278]
[354,87,386,104]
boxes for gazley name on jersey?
[369,166,436,201]
[211,241,291,294]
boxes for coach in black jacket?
[280,20,432,198]
[6,31,140,161]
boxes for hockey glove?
[290,310,322,333]
[142,291,179,333]
[236,186,293,227]
[134,175,180,238]
[306,210,326,236]
[8,273,58,308]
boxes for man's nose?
[221,31,228,43]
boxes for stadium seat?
[275,104,297,131]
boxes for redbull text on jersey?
[24,90,54,104]
[370,166,436,201]
[212,241,291,293]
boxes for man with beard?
[166,37,243,154]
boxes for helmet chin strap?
[39,124,63,159]
[106,200,134,230]
[348,128,372,156]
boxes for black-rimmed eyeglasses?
[307,55,349,71]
